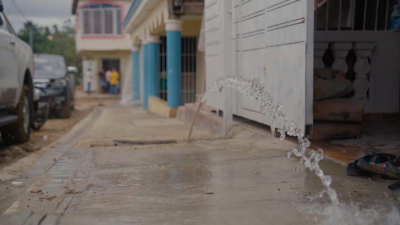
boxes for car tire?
[58,92,71,118]
[1,86,32,144]
[70,94,75,111]
[31,121,45,131]
[31,102,50,131]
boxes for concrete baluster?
[353,42,376,104]
[331,43,352,74]
[314,43,329,69]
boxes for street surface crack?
[37,214,47,225]
[113,140,178,145]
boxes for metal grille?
[159,37,167,101]
[315,0,397,31]
[104,10,114,34]
[159,36,197,104]
[182,37,197,104]
[83,11,91,34]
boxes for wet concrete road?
[2,106,400,224]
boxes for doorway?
[102,59,121,94]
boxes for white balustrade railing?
[353,43,376,104]
[314,41,376,106]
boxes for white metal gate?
[205,0,314,136]
[159,36,198,104]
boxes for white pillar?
[132,45,140,101]
[314,43,328,69]
[222,0,233,136]
[353,42,376,104]
[331,43,352,74]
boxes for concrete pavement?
[1,105,400,224]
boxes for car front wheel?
[1,86,32,144]
[70,94,75,111]
[58,91,71,118]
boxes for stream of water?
[201,76,399,224]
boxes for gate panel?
[233,0,268,123]
[233,0,314,135]
[264,0,314,136]
[205,0,225,108]
[205,0,313,136]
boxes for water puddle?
[202,76,399,224]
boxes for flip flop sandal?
[361,152,397,162]
[346,158,369,176]
[357,155,400,179]
[346,153,399,177]
[388,181,400,191]
[346,152,380,176]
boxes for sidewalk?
[74,107,214,148]
[74,90,120,99]
[2,105,399,224]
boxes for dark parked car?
[33,54,74,118]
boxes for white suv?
[0,1,34,144]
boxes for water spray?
[187,102,203,143]
[191,76,340,205]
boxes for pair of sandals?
[346,152,400,190]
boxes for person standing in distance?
[110,68,120,95]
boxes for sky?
[2,0,75,33]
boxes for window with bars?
[81,3,122,36]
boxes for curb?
[2,107,103,215]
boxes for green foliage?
[17,20,82,76]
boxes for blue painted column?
[132,46,140,101]
[146,36,160,99]
[166,19,183,108]
[142,43,149,109]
